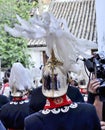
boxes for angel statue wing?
[4,12,97,74]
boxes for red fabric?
[44,94,72,110]
[80,88,87,94]
[4,83,9,87]
[1,83,9,94]
[12,96,28,102]
[7,129,23,130]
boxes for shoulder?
[30,86,46,99]
[1,102,9,109]
[0,95,9,100]
[78,102,95,109]
[25,112,43,129]
[31,86,42,94]
[78,103,101,125]
[25,111,42,120]
[67,85,80,93]
[67,85,84,102]
[78,103,97,114]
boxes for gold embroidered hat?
[42,49,68,98]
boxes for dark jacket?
[29,85,84,113]
[0,98,30,129]
[25,103,101,130]
[0,95,9,109]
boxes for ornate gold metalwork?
[46,49,63,94]
[47,49,63,67]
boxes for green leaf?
[0,0,38,68]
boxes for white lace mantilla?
[10,99,29,105]
[42,103,78,114]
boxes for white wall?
[27,47,46,68]
[27,47,47,87]
[95,0,105,53]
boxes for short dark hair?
[3,78,9,84]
